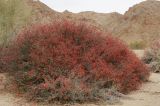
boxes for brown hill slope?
[26,0,62,24]
[114,0,160,45]
[63,11,124,32]
[25,0,160,47]
[63,0,160,46]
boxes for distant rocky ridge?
[25,0,160,46]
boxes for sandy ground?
[1,73,160,106]
[0,50,160,106]
[111,73,160,106]
[133,50,144,59]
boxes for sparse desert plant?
[143,39,160,73]
[1,20,150,102]
[129,41,146,49]
[0,0,31,45]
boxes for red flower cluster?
[1,20,150,102]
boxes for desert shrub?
[143,40,160,73]
[129,41,146,49]
[2,21,150,102]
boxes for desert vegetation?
[143,39,160,73]
[0,0,31,45]
[1,0,159,105]
[129,41,146,50]
[0,20,150,103]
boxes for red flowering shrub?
[2,20,150,102]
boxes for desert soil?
[0,50,160,106]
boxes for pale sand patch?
[133,50,144,59]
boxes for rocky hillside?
[24,0,160,46]
[26,0,62,24]
[62,0,160,46]
[63,11,124,32]
[115,0,160,45]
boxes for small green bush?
[129,41,146,49]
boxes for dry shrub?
[143,39,160,73]
[1,20,150,102]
